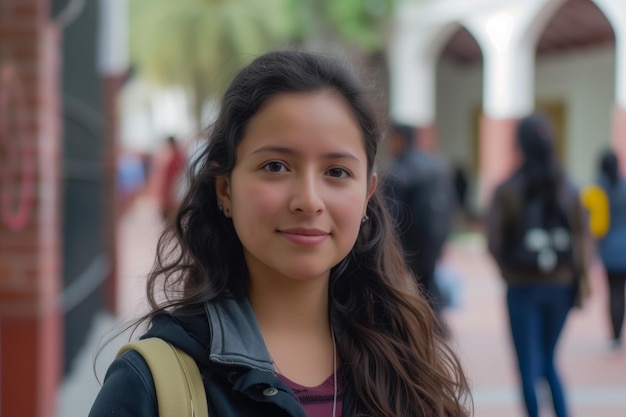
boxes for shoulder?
[403,150,449,182]
[144,308,212,367]
[88,351,157,417]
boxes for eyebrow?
[250,145,361,163]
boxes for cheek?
[231,179,283,220]
[330,189,367,234]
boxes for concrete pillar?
[389,16,458,152]
[465,3,539,208]
[0,1,62,416]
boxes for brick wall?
[477,116,518,210]
[0,1,62,416]
[614,106,626,176]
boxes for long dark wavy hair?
[145,50,471,417]
[516,112,563,202]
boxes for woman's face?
[216,91,376,285]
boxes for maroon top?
[278,372,344,417]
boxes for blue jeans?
[507,283,574,417]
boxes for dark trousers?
[606,272,626,342]
[408,258,448,338]
[507,283,574,417]
[407,259,442,313]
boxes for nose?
[289,171,324,215]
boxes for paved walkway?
[444,232,626,417]
[58,196,626,417]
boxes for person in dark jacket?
[88,51,471,417]
[382,123,455,325]
[486,113,590,417]
[595,150,626,348]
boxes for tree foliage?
[128,0,400,125]
[129,0,296,124]
[324,0,396,51]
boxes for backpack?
[116,338,209,417]
[505,195,574,274]
[580,184,610,238]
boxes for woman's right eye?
[262,161,287,172]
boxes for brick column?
[102,75,124,315]
[477,116,518,211]
[613,105,626,175]
[0,2,62,417]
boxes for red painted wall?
[0,1,62,416]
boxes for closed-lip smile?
[278,228,330,245]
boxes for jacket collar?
[205,297,276,374]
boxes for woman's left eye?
[327,167,349,178]
[262,161,287,172]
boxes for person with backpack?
[486,112,590,417]
[382,122,456,333]
[88,51,471,417]
[591,150,626,349]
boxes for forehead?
[237,91,366,157]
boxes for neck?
[249,274,335,386]
[249,276,331,337]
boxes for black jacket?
[383,149,455,275]
[88,297,353,417]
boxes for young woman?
[486,113,590,417]
[89,50,470,417]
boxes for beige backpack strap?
[116,338,209,417]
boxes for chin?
[282,265,331,282]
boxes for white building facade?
[389,0,626,211]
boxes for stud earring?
[217,205,224,213]
[361,215,369,224]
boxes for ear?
[215,174,231,208]
[364,173,377,214]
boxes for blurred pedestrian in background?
[585,150,626,349]
[453,163,469,217]
[158,135,185,221]
[116,150,147,215]
[383,122,456,335]
[486,112,590,417]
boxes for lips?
[278,228,330,246]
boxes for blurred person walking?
[486,113,590,417]
[587,150,626,349]
[453,163,469,217]
[158,135,185,221]
[116,151,146,215]
[383,122,456,335]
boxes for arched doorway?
[534,0,616,184]
[437,26,484,215]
